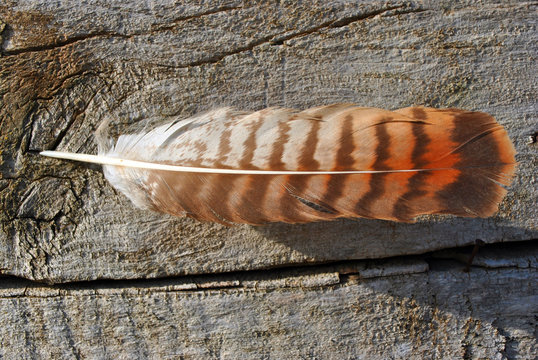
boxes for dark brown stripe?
[183,114,235,223]
[391,122,431,220]
[238,117,265,170]
[334,115,356,170]
[319,115,356,215]
[178,114,239,223]
[297,120,321,170]
[236,116,289,223]
[287,120,337,216]
[353,120,391,216]
[152,114,220,221]
[201,174,240,224]
[193,114,265,224]
[269,120,291,169]
[285,120,321,210]
[274,120,313,222]
[152,118,216,220]
[434,112,502,216]
[411,107,427,120]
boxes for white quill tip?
[40,151,109,165]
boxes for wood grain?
[1,0,536,283]
[0,1,537,356]
[1,246,536,359]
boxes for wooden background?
[1,0,536,358]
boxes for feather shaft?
[40,151,510,175]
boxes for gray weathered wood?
[1,0,536,283]
[1,245,536,359]
[1,1,537,358]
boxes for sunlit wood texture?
[0,0,536,358]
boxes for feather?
[40,105,516,225]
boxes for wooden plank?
[1,249,536,359]
[0,0,536,282]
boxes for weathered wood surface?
[1,243,537,359]
[1,1,537,358]
[1,0,536,283]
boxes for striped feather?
[41,105,516,224]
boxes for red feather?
[41,105,516,225]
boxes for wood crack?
[270,5,427,45]
[2,32,131,56]
[1,240,535,288]
[1,3,426,68]
[1,5,241,57]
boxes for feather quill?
[41,105,516,225]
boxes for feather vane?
[41,105,516,225]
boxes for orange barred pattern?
[102,105,516,224]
